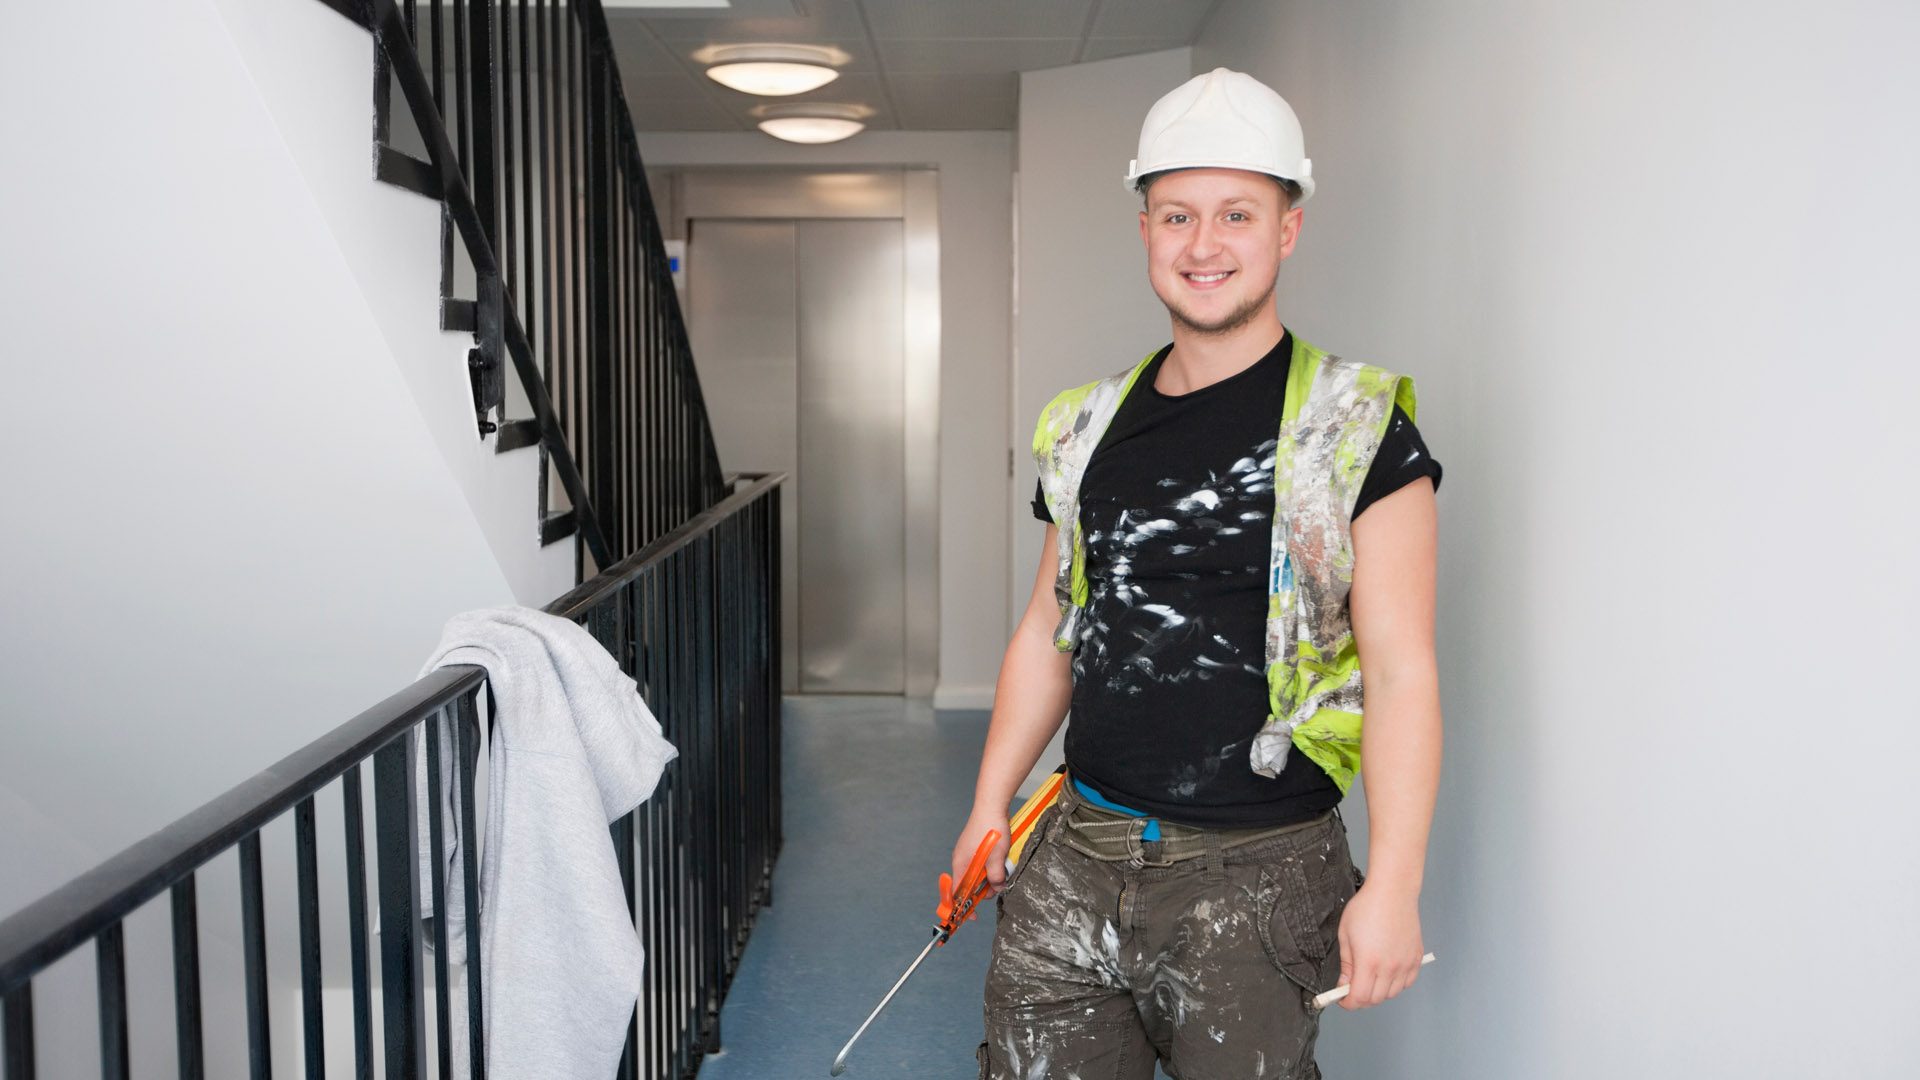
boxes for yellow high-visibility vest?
[1032,334,1417,793]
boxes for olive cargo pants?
[980,781,1361,1080]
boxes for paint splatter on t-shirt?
[1031,333,1440,827]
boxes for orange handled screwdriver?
[829,830,998,1077]
[830,771,1066,1076]
[825,764,1067,1068]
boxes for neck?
[1157,307,1287,396]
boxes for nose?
[1188,217,1224,261]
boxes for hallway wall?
[1194,1,1920,1075]
[1010,47,1193,636]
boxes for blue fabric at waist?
[1071,778,1162,841]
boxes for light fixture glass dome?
[752,103,871,144]
[699,44,844,97]
[758,117,864,143]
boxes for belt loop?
[1126,817,1148,868]
[1203,828,1226,883]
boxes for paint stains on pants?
[979,793,1360,1079]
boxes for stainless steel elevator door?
[686,218,906,693]
[796,219,906,693]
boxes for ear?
[1139,208,1150,247]
[1278,205,1304,261]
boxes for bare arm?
[1336,478,1443,1009]
[951,523,1075,893]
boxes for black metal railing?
[0,473,783,1079]
[345,0,726,573]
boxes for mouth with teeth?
[1181,269,1234,288]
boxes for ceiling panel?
[617,73,719,103]
[636,7,868,43]
[858,0,1094,41]
[1088,0,1217,40]
[886,72,1018,130]
[606,23,699,75]
[1080,36,1192,63]
[625,93,747,131]
[876,37,1077,74]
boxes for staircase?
[0,1,765,1076]
[229,0,728,589]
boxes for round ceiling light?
[699,44,845,97]
[753,102,872,144]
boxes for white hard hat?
[1125,68,1314,203]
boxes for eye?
[1165,212,1191,224]
[1226,211,1250,222]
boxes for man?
[953,68,1443,1079]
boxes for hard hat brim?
[1124,160,1315,204]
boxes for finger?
[1341,962,1377,1011]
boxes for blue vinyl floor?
[695,696,999,1080]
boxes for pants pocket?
[1253,819,1356,995]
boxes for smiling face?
[1138,168,1303,337]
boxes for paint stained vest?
[1032,335,1417,794]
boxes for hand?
[1334,881,1424,1010]
[951,807,1012,901]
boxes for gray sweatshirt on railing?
[417,605,677,1079]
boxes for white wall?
[634,132,1015,710]
[1195,1,1920,1075]
[209,0,576,606]
[1,0,518,1068]
[1010,47,1192,634]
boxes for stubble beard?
[1161,280,1276,338]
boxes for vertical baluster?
[374,732,425,1080]
[663,552,682,1073]
[453,0,469,179]
[95,922,128,1080]
[295,799,326,1079]
[430,0,443,111]
[706,535,725,1050]
[499,0,516,308]
[519,0,536,366]
[612,159,627,555]
[770,485,784,848]
[342,765,375,1079]
[535,0,556,524]
[641,213,657,547]
[627,173,641,549]
[2,983,33,1080]
[565,3,585,560]
[424,714,454,1080]
[172,876,205,1080]
[239,833,272,1079]
[454,692,487,1077]
[641,572,665,1080]
[611,811,637,1080]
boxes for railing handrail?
[0,472,787,995]
[546,471,786,622]
[0,666,485,993]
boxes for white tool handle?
[1312,952,1435,1009]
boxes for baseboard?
[931,685,995,711]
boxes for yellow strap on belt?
[1005,766,1066,869]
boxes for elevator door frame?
[678,167,940,698]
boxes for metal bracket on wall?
[468,274,505,436]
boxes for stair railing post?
[373,730,426,1080]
